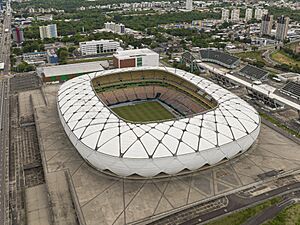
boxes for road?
[0,1,12,77]
[0,78,9,225]
[0,1,12,224]
[262,49,279,66]
[179,181,300,225]
[243,197,295,225]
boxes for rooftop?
[37,62,104,77]
[114,48,158,58]
[239,64,269,81]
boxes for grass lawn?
[260,113,300,138]
[263,203,300,225]
[207,197,281,225]
[112,101,175,123]
[286,41,300,52]
[270,50,300,67]
[234,51,265,63]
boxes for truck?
[4,28,9,33]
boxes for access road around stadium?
[0,78,9,225]
[181,181,300,225]
[146,170,300,225]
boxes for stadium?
[57,67,261,177]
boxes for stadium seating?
[113,89,127,103]
[99,84,208,116]
[125,88,137,101]
[281,81,300,100]
[134,87,147,99]
[98,93,109,105]
[238,65,268,81]
[141,70,159,80]
[145,86,155,99]
[119,72,132,82]
[199,49,240,69]
[94,70,215,116]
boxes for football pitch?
[111,101,175,122]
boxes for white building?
[113,48,159,68]
[28,7,35,13]
[221,9,230,22]
[262,9,269,17]
[79,40,121,56]
[231,9,240,22]
[104,22,126,34]
[255,8,268,20]
[39,24,57,40]
[186,0,193,11]
[37,61,104,82]
[245,8,253,21]
[37,14,53,21]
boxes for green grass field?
[111,101,175,123]
[234,51,265,64]
[208,197,281,225]
[263,203,300,225]
[271,50,300,67]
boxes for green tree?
[15,61,35,72]
[57,47,69,64]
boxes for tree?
[22,40,44,53]
[251,46,259,51]
[113,15,121,23]
[68,46,76,54]
[252,61,265,68]
[57,47,69,64]
[12,48,23,56]
[15,61,35,72]
[218,21,233,29]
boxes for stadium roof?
[57,67,260,177]
[37,62,104,78]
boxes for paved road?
[0,1,12,77]
[175,180,300,225]
[0,78,9,225]
[0,2,12,224]
[243,198,294,225]
[243,190,300,225]
[262,49,279,66]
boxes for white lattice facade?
[57,67,261,177]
